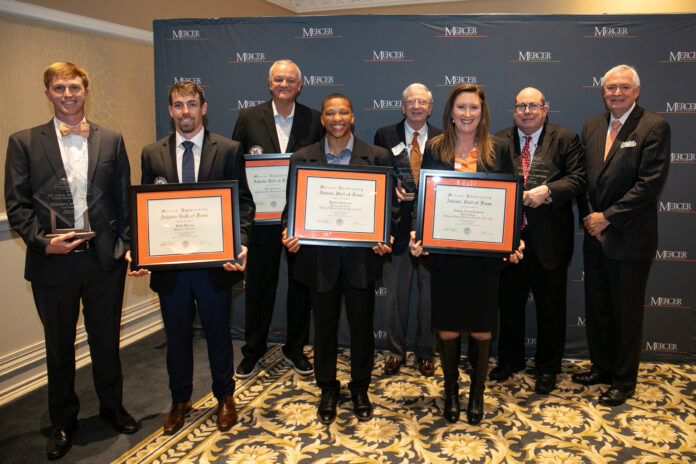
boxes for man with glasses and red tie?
[374,83,442,378]
[574,65,670,406]
[490,87,586,395]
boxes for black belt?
[72,239,96,253]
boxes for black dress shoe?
[352,392,373,421]
[99,405,140,434]
[317,389,339,424]
[534,373,557,394]
[489,364,523,381]
[599,387,635,406]
[47,423,77,460]
[572,370,611,386]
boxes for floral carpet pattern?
[114,346,696,463]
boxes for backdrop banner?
[154,14,695,363]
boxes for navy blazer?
[5,120,130,285]
[579,106,670,261]
[496,122,586,269]
[374,119,442,254]
[282,137,397,293]
[140,130,255,294]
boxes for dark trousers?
[243,224,311,360]
[383,251,433,361]
[583,243,652,389]
[497,236,568,374]
[310,273,375,394]
[158,270,235,403]
[31,250,126,428]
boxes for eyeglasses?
[514,103,545,113]
[406,99,430,106]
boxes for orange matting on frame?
[246,159,289,221]
[421,176,517,252]
[292,169,386,242]
[136,188,234,265]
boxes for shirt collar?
[53,116,87,131]
[610,102,636,126]
[272,101,295,120]
[324,134,354,156]
[517,125,543,147]
[176,128,205,149]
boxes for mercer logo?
[171,29,200,40]
[655,250,688,260]
[236,100,265,109]
[671,153,696,162]
[645,341,678,352]
[659,202,692,212]
[668,51,696,61]
[443,75,478,86]
[593,26,629,36]
[525,338,537,346]
[665,102,696,112]
[235,52,266,62]
[514,51,557,62]
[303,75,338,86]
[375,286,387,296]
[372,99,402,110]
[648,296,684,307]
[173,77,201,85]
[301,27,337,38]
[444,26,479,36]
[373,330,388,340]
[370,50,407,61]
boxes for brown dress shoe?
[384,356,401,375]
[418,358,435,377]
[217,395,238,431]
[163,401,192,435]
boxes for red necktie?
[520,136,532,229]
[604,120,621,160]
[59,122,90,138]
[409,131,422,186]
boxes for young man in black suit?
[231,59,323,378]
[5,62,138,460]
[282,94,395,425]
[131,82,254,433]
[575,64,670,405]
[373,83,441,377]
[491,87,586,394]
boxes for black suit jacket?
[5,120,130,285]
[282,137,396,292]
[231,100,323,245]
[496,122,586,269]
[579,106,670,261]
[140,130,255,294]
[374,120,442,254]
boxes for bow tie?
[59,122,90,138]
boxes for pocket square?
[620,140,637,148]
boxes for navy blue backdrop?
[153,15,696,363]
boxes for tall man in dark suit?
[373,83,441,377]
[4,62,138,460]
[231,59,323,378]
[574,65,670,406]
[490,87,586,394]
[131,82,254,433]
[282,94,394,425]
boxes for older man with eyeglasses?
[490,87,586,394]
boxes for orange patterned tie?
[409,131,422,186]
[604,120,621,160]
[59,122,90,138]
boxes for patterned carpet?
[113,346,696,463]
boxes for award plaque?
[244,153,291,224]
[524,158,560,190]
[286,163,393,248]
[415,170,523,257]
[33,176,101,238]
[129,181,242,271]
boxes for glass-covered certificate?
[416,170,522,257]
[33,175,101,238]
[244,154,291,224]
[286,163,393,248]
[129,181,242,271]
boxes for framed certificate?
[286,163,393,247]
[415,170,522,257]
[129,181,242,271]
[244,153,291,224]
